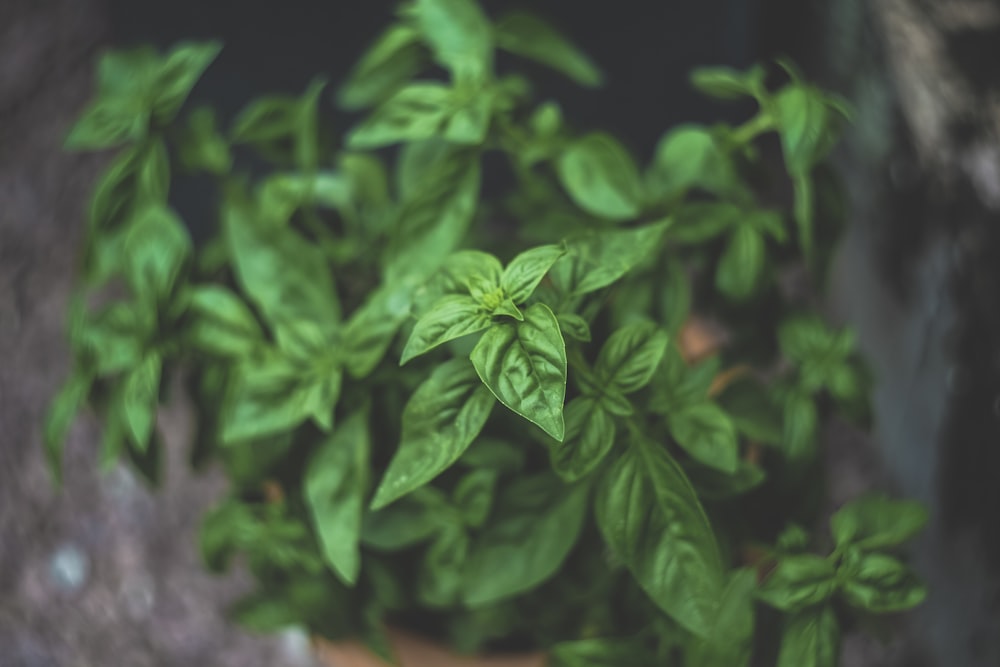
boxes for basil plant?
[47,1,928,665]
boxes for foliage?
[48,1,926,664]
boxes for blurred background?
[2,0,999,665]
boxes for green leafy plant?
[48,1,927,665]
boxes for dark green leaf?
[716,225,764,300]
[400,294,492,364]
[776,605,839,667]
[494,12,603,87]
[783,391,818,462]
[471,302,567,440]
[372,359,495,509]
[458,437,526,472]
[557,313,590,342]
[557,133,642,220]
[75,302,151,376]
[304,410,370,585]
[830,494,928,551]
[757,554,837,612]
[419,527,469,607]
[362,488,448,551]
[453,468,498,527]
[501,244,564,303]
[549,397,615,482]
[199,499,258,572]
[668,402,739,474]
[177,107,231,174]
[338,24,426,110]
[187,285,264,357]
[124,205,191,302]
[687,568,757,667]
[686,460,766,501]
[596,432,724,637]
[150,41,221,123]
[839,551,927,613]
[342,283,413,378]
[716,376,784,445]
[669,202,742,245]
[594,321,669,394]
[462,473,588,606]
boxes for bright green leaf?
[716,225,765,300]
[646,125,740,201]
[405,0,492,80]
[400,294,491,364]
[124,204,191,302]
[65,97,148,151]
[690,64,765,101]
[372,359,495,509]
[596,432,724,637]
[471,302,567,440]
[122,353,161,452]
[151,41,222,123]
[838,551,927,613]
[187,285,265,357]
[830,494,928,551]
[346,82,455,149]
[553,222,668,296]
[501,244,564,303]
[338,23,426,110]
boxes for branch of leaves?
[757,494,928,667]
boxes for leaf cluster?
[47,2,923,664]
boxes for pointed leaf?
[776,606,839,667]
[557,133,642,220]
[549,397,615,482]
[494,11,603,87]
[124,205,191,302]
[372,359,495,509]
[338,24,426,110]
[346,82,455,149]
[122,353,161,452]
[594,321,669,394]
[668,402,739,474]
[830,494,928,551]
[501,244,564,303]
[151,41,222,123]
[471,303,567,440]
[757,554,837,612]
[400,294,491,364]
[304,410,370,584]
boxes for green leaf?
[553,222,668,296]
[501,244,564,303]
[557,313,591,342]
[177,107,231,174]
[187,285,264,357]
[419,526,469,607]
[436,250,503,298]
[772,84,840,174]
[386,147,480,282]
[199,499,257,572]
[406,0,492,79]
[124,205,191,302]
[458,437,526,472]
[686,460,766,501]
[830,494,928,551]
[65,96,148,150]
[442,86,495,145]
[372,359,495,509]
[596,431,724,637]
[646,125,740,201]
[757,554,837,612]
[346,82,455,149]
[342,283,413,378]
[669,202,741,245]
[304,409,370,585]
[838,551,927,613]
[715,376,784,446]
[221,353,342,443]
[494,12,603,87]
[224,195,340,337]
[95,46,159,97]
[400,294,492,364]
[150,41,221,124]
[44,370,93,484]
[338,23,426,110]
[122,353,161,452]
[658,259,691,334]
[783,391,818,462]
[557,133,643,221]
[549,397,615,482]
[687,568,757,667]
[776,606,839,667]
[549,637,655,667]
[452,468,498,527]
[471,302,567,440]
[715,225,764,300]
[75,302,151,376]
[594,321,670,394]
[690,64,765,100]
[362,489,448,551]
[462,473,588,606]
[668,402,739,474]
